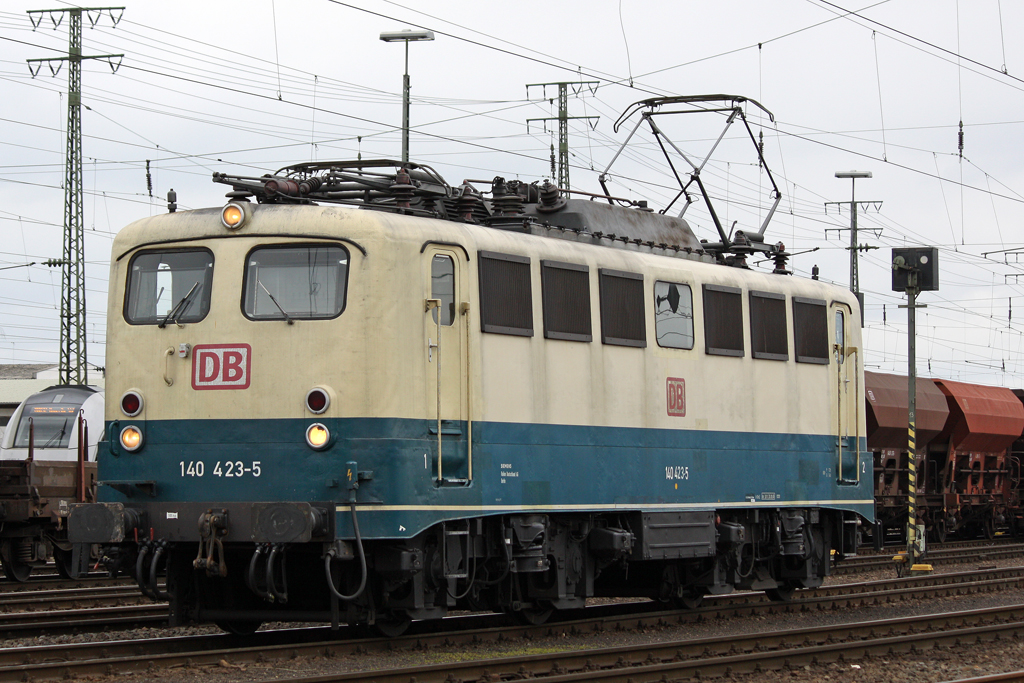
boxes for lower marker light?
[306,423,330,450]
[120,425,143,452]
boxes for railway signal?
[893,247,939,575]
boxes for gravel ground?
[9,555,1024,683]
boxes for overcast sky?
[2,0,1024,387]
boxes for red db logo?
[191,344,251,390]
[666,377,685,417]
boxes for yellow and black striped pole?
[907,422,916,564]
[906,271,919,567]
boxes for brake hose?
[325,503,367,601]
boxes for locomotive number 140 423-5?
[179,461,262,477]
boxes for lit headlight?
[120,425,144,452]
[221,202,249,230]
[306,423,330,450]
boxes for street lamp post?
[380,29,434,163]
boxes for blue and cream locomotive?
[69,96,871,634]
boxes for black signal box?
[891,247,939,292]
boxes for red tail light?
[306,388,329,414]
[121,391,143,417]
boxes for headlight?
[221,202,249,230]
[305,423,330,450]
[120,425,144,452]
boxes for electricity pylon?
[527,81,599,192]
[26,7,124,384]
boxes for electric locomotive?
[69,96,872,634]
[0,385,101,579]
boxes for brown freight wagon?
[865,371,948,545]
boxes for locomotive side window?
[654,281,694,350]
[243,244,348,321]
[431,255,455,326]
[702,284,743,357]
[124,249,214,325]
[599,269,646,347]
[541,260,592,342]
[478,251,533,336]
[749,290,788,361]
[792,297,829,364]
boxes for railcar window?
[541,260,592,342]
[654,281,694,350]
[124,249,214,325]
[749,290,788,361]
[703,284,744,357]
[478,251,533,336]
[13,405,78,448]
[599,269,646,347]
[243,245,348,321]
[431,255,455,326]
[792,297,829,364]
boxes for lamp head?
[380,29,435,42]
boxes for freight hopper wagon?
[67,97,873,635]
[932,380,1024,540]
[867,373,1024,543]
[1010,390,1024,533]
[0,386,101,579]
[865,371,948,545]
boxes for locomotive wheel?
[215,620,263,636]
[374,612,412,637]
[765,582,796,603]
[673,587,706,610]
[53,547,74,580]
[932,520,947,545]
[514,602,554,625]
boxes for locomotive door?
[424,248,471,484]
[831,303,861,484]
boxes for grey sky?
[1,0,1023,385]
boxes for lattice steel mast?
[26,7,123,385]
[527,82,599,192]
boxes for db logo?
[191,344,251,390]
[666,377,685,417]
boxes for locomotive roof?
[110,195,855,318]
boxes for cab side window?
[431,255,455,326]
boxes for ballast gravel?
[6,556,1024,683]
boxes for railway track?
[251,603,1024,683]
[835,541,1024,574]
[3,565,1022,681]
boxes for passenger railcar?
[0,385,101,579]
[69,97,871,634]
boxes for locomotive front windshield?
[243,245,349,320]
[13,405,79,448]
[124,249,214,325]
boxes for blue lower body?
[99,417,873,540]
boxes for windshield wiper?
[258,280,294,325]
[42,418,68,448]
[158,281,201,328]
